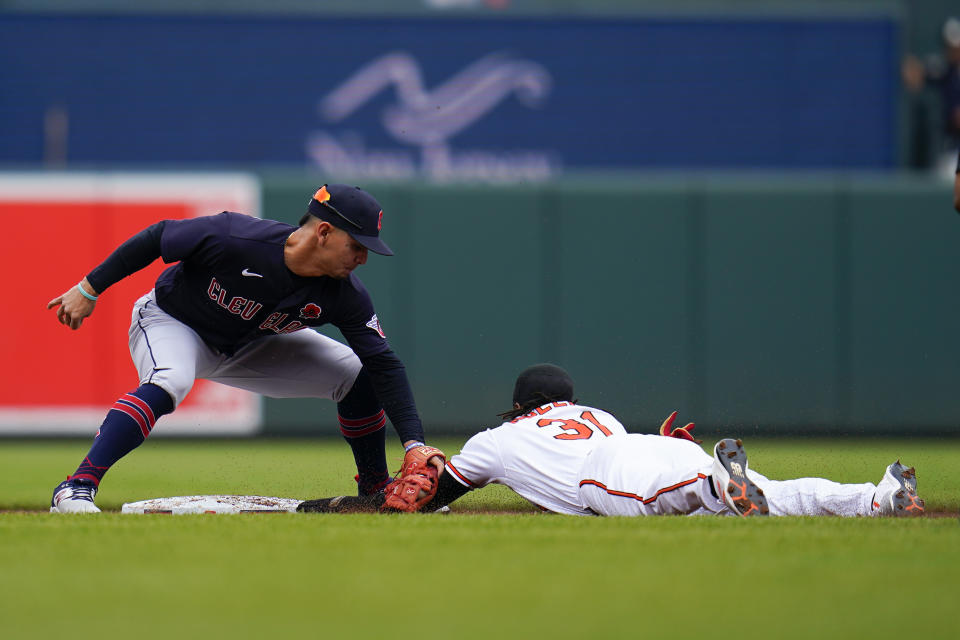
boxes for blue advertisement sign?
[0,13,898,178]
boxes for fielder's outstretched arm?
[47,221,166,330]
[359,351,428,452]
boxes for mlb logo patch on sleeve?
[366,314,385,338]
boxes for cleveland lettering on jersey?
[255,312,301,333]
[207,278,263,320]
[205,276,327,336]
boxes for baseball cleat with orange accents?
[712,438,770,517]
[871,461,925,517]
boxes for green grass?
[3,436,532,513]
[1,437,958,639]
[4,436,957,512]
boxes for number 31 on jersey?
[537,411,614,440]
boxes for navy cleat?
[355,473,393,497]
[50,478,100,513]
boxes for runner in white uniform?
[299,364,926,518]
[444,400,627,515]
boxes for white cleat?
[871,461,925,517]
[50,478,101,513]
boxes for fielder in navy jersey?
[47,183,442,513]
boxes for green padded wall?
[261,175,960,436]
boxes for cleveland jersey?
[154,212,388,357]
[445,402,628,515]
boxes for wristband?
[76,282,99,302]
[404,441,425,452]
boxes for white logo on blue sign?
[306,52,556,182]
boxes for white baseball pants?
[578,435,878,517]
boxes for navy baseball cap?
[512,363,575,406]
[307,184,393,256]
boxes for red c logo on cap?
[377,210,383,231]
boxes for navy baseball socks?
[338,411,390,495]
[338,371,390,495]
[51,383,174,513]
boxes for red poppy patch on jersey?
[300,303,322,319]
[365,314,385,338]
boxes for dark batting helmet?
[512,363,575,407]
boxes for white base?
[121,495,302,514]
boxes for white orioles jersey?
[445,401,627,515]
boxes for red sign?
[0,174,261,435]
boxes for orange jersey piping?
[446,461,479,488]
[579,473,707,505]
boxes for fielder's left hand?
[382,445,446,512]
[48,278,98,330]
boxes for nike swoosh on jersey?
[241,268,264,278]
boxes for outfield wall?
[259,175,960,436]
[3,173,956,436]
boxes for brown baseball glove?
[381,445,445,512]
